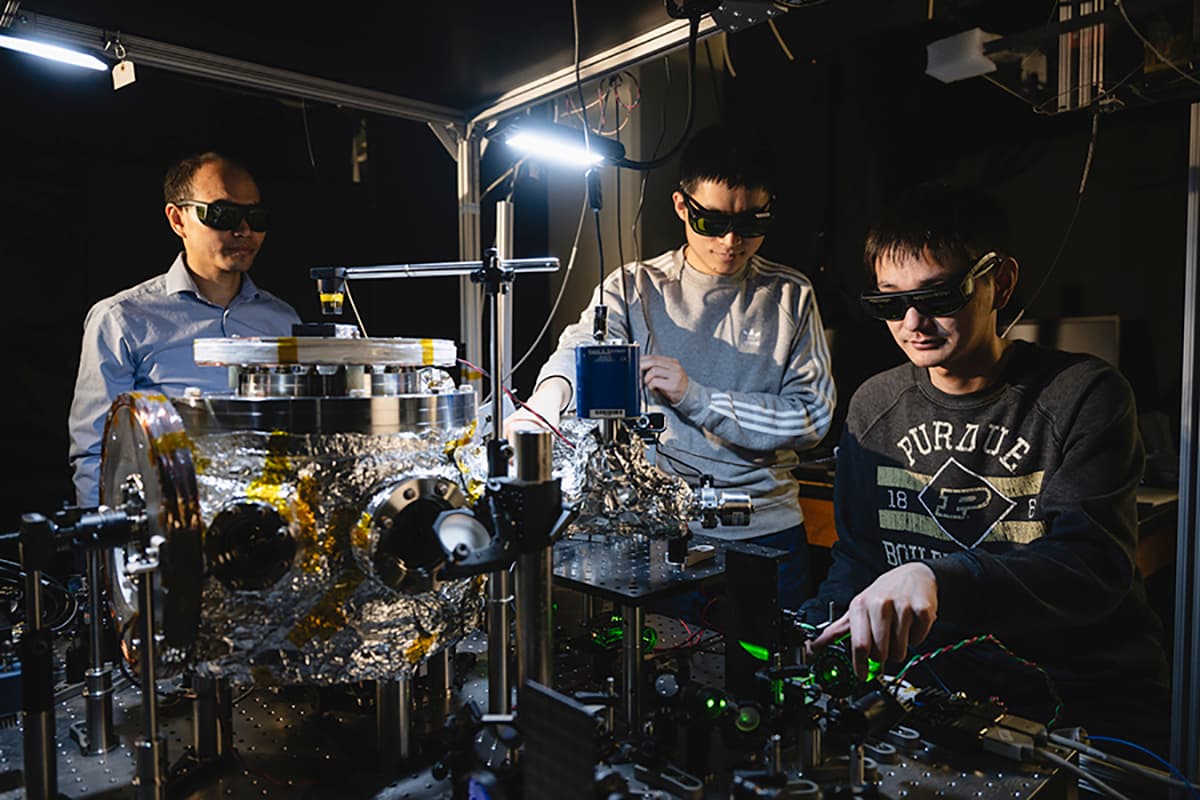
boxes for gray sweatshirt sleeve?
[672,285,836,452]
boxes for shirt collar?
[166,252,260,303]
[668,245,688,279]
[676,244,751,285]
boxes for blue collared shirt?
[67,253,302,507]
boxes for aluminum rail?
[6,11,464,126]
[467,15,721,132]
[1171,100,1200,793]
[315,257,560,281]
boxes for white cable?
[343,281,369,338]
[1116,0,1200,90]
[1047,732,1200,793]
[1035,746,1134,800]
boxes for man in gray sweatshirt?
[506,123,837,609]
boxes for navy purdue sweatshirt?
[804,341,1169,739]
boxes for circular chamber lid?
[193,336,459,368]
[99,392,204,657]
[171,387,477,435]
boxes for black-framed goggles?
[680,189,773,238]
[177,199,269,232]
[859,251,1001,321]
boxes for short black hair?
[163,151,253,204]
[677,123,777,196]
[863,181,1009,282]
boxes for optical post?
[311,251,564,716]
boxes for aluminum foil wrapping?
[561,419,695,539]
[189,426,485,685]
[458,416,694,539]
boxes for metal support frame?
[70,549,117,756]
[496,198,516,384]
[452,12,719,410]
[191,675,232,761]
[458,132,485,397]
[427,649,453,724]
[129,543,168,800]
[20,557,56,800]
[487,197,517,714]
[374,676,413,766]
[11,2,1196,787]
[514,431,555,692]
[8,6,712,433]
[621,603,645,730]
[3,12,461,125]
[1172,100,1200,789]
[467,15,720,131]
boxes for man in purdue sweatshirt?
[803,181,1169,752]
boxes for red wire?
[655,618,704,651]
[456,358,575,449]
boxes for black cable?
[592,211,606,294]
[658,438,782,472]
[572,0,592,155]
[629,58,672,413]
[505,196,590,382]
[615,100,632,344]
[653,444,707,480]
[1001,110,1099,338]
[0,560,78,633]
[612,13,702,172]
[574,0,610,350]
[703,39,723,115]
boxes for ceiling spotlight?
[0,31,106,70]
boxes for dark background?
[0,0,1194,536]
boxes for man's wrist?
[535,376,572,413]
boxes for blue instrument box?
[575,343,640,419]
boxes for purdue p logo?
[918,458,1015,549]
[934,487,992,519]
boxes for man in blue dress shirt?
[67,152,301,507]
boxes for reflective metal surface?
[99,393,204,670]
[183,404,484,685]
[554,418,696,539]
[98,335,487,685]
[172,389,478,434]
[192,336,458,369]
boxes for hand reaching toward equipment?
[503,377,570,446]
[641,354,690,406]
[810,562,938,678]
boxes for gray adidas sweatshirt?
[535,246,836,538]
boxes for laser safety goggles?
[679,189,773,238]
[859,251,1001,321]
[176,199,270,232]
